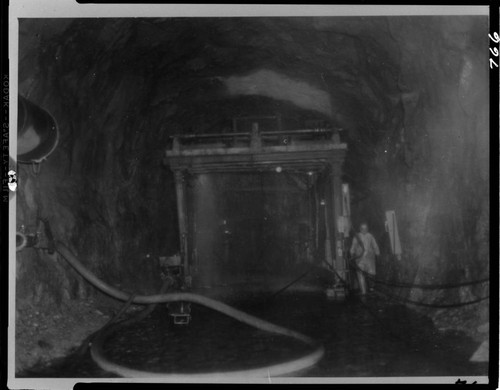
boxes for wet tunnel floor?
[18,292,488,378]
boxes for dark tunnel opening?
[11,13,490,381]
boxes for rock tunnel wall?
[382,17,489,305]
[14,16,489,370]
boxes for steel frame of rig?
[165,121,351,302]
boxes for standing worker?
[350,222,380,297]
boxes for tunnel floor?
[17,292,487,379]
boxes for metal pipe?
[16,231,38,251]
[39,217,55,255]
[174,171,189,277]
[16,232,27,252]
[170,128,333,140]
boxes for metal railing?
[170,128,334,140]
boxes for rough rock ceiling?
[19,17,403,137]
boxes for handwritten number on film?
[455,379,477,384]
[489,32,499,69]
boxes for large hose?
[55,241,324,379]
[16,231,27,252]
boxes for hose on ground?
[349,261,489,308]
[375,285,490,309]
[267,268,315,300]
[74,292,137,357]
[348,256,488,289]
[55,241,324,378]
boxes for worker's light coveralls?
[350,232,380,275]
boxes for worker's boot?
[367,275,375,294]
[357,272,367,297]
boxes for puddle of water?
[17,292,488,378]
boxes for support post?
[250,122,262,150]
[314,179,320,252]
[330,162,347,286]
[174,170,189,277]
[307,176,315,263]
[322,171,334,269]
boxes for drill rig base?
[160,255,192,325]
